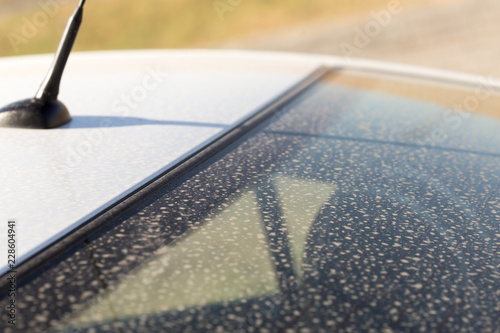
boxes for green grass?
[0,0,440,57]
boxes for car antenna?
[0,0,86,129]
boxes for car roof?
[0,50,323,269]
[1,49,499,273]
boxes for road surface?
[216,0,500,78]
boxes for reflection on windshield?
[71,191,280,322]
[67,175,336,327]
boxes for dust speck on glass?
[7,72,500,332]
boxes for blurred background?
[1,0,499,77]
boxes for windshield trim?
[0,66,331,293]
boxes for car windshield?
[10,71,500,332]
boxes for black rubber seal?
[0,66,332,291]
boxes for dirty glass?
[7,71,500,333]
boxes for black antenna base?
[0,0,85,130]
[0,98,71,129]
